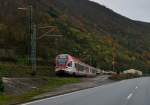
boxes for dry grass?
[109,73,140,80]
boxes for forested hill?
[0,0,150,73]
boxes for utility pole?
[28,5,37,75]
[20,5,36,75]
[55,38,58,55]
[112,50,115,72]
[18,4,63,76]
[28,5,33,63]
[18,5,35,75]
[28,5,33,44]
[112,41,117,73]
[31,24,37,75]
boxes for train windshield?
[56,55,68,65]
[57,58,66,64]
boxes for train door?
[66,61,74,73]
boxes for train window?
[75,63,83,71]
[75,63,78,68]
[84,67,88,72]
[67,61,72,67]
[57,58,67,65]
[78,64,82,71]
[92,69,96,73]
[79,64,84,71]
[75,63,87,72]
[75,63,79,71]
[90,68,96,73]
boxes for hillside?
[0,0,150,73]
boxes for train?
[55,54,101,76]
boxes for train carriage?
[55,54,98,76]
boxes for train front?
[55,54,72,76]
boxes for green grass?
[0,77,80,105]
[0,95,12,105]
[0,64,55,77]
[0,64,80,104]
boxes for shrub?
[109,73,139,80]
[0,77,4,93]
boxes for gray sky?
[90,0,150,23]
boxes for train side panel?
[55,54,98,77]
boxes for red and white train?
[55,54,101,76]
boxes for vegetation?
[109,73,140,81]
[0,0,149,104]
[0,77,4,93]
[0,0,150,73]
[0,64,55,77]
[0,77,80,105]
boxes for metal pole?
[112,53,115,72]
[112,42,118,72]
[55,38,58,55]
[27,5,33,65]
[31,24,37,75]
[112,43,116,73]
[28,5,37,75]
[29,5,33,40]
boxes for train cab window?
[57,58,67,65]
[75,63,77,68]
[67,61,72,67]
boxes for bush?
[0,77,4,93]
[109,73,139,80]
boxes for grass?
[0,64,80,104]
[0,77,80,105]
[0,95,12,105]
[0,64,55,77]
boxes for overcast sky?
[90,0,150,23]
